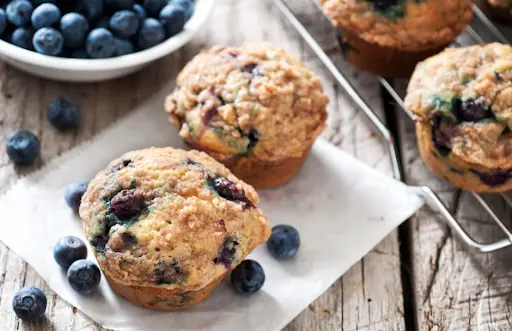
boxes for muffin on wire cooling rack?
[165,42,329,189]
[405,43,512,193]
[317,0,473,77]
[79,148,271,310]
[475,0,512,24]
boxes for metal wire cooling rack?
[274,0,512,252]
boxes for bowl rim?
[0,0,214,71]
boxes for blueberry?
[110,189,143,219]
[207,176,254,209]
[54,236,88,269]
[31,3,60,29]
[95,16,110,29]
[7,0,33,27]
[143,0,167,17]
[47,96,81,130]
[230,260,265,294]
[109,10,139,38]
[170,0,193,20]
[86,28,115,58]
[105,0,134,10]
[12,287,47,321]
[213,237,238,267]
[457,99,493,122]
[431,114,456,156]
[71,49,88,58]
[472,170,512,187]
[267,224,300,259]
[60,13,89,48]
[33,27,63,55]
[159,4,185,37]
[5,130,40,165]
[136,18,164,50]
[0,9,7,35]
[114,38,133,56]
[371,0,400,11]
[11,27,33,50]
[76,0,104,21]
[67,260,101,294]
[132,3,146,21]
[64,180,89,212]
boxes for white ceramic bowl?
[0,0,214,82]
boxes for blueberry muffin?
[475,0,512,24]
[318,0,473,77]
[405,43,512,192]
[165,43,329,189]
[79,148,271,310]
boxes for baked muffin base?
[105,273,226,311]
[474,0,512,25]
[185,142,312,190]
[337,30,450,78]
[416,122,512,193]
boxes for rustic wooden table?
[0,0,511,330]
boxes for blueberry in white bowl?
[12,286,47,321]
[0,0,213,81]
[54,236,88,269]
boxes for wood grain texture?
[0,0,406,330]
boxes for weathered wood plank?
[0,0,405,330]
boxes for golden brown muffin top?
[80,148,270,291]
[405,43,512,170]
[165,42,328,163]
[488,0,512,8]
[318,0,472,50]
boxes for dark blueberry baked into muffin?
[318,0,473,77]
[165,42,329,189]
[475,0,512,24]
[79,148,271,310]
[405,43,512,192]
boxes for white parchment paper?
[0,82,424,331]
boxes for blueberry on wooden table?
[6,0,34,27]
[67,260,101,294]
[54,236,88,269]
[230,260,265,294]
[47,96,81,130]
[31,3,61,29]
[267,224,300,259]
[5,130,40,165]
[12,286,47,321]
[64,180,89,212]
[33,27,64,56]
